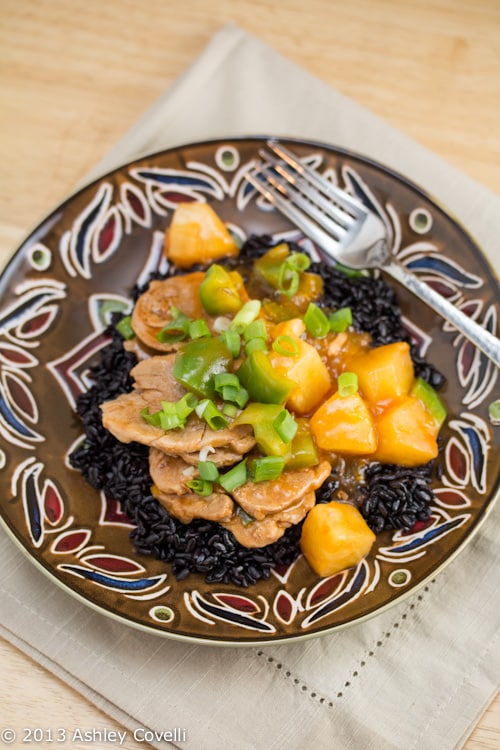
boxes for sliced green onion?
[338,371,358,397]
[222,402,239,418]
[272,335,300,357]
[220,329,241,358]
[250,456,285,482]
[243,319,267,342]
[186,478,213,496]
[304,302,330,338]
[195,399,230,430]
[116,315,134,340]
[277,252,311,297]
[230,300,262,331]
[273,408,298,443]
[329,307,353,332]
[156,307,191,343]
[140,407,162,426]
[219,460,248,492]
[197,460,219,482]
[188,318,211,340]
[221,385,249,408]
[159,410,182,431]
[174,393,198,421]
[214,372,240,391]
[277,264,300,297]
[287,252,311,272]
[244,338,268,355]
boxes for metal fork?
[246,140,500,369]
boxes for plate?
[0,137,498,645]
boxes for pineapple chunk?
[269,332,331,415]
[348,341,415,405]
[301,501,376,577]
[164,202,239,268]
[309,391,377,455]
[373,395,439,466]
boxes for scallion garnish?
[116,315,134,340]
[230,300,261,332]
[329,306,353,332]
[272,335,300,357]
[338,371,358,397]
[197,460,219,482]
[188,318,211,340]
[273,408,298,443]
[221,385,249,408]
[220,329,241,358]
[244,338,268,356]
[156,307,191,343]
[304,302,330,338]
[219,460,248,491]
[214,373,240,391]
[250,456,285,482]
[243,319,267,342]
[277,252,311,297]
[195,399,230,430]
[186,478,214,496]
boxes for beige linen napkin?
[1,24,499,750]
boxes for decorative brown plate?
[0,137,498,645]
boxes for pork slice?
[178,447,253,468]
[231,460,331,521]
[101,390,255,456]
[130,354,185,403]
[149,448,196,494]
[222,490,317,549]
[131,273,206,352]
[156,491,234,524]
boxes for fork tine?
[266,140,365,218]
[245,170,346,258]
[260,166,348,241]
[260,151,355,231]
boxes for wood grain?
[0,1,498,746]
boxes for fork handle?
[384,261,500,369]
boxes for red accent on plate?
[436,490,465,507]
[425,279,456,298]
[160,191,197,204]
[124,189,146,220]
[103,495,132,524]
[53,530,89,552]
[84,555,142,573]
[44,482,64,524]
[215,594,258,613]
[403,517,433,535]
[309,574,343,605]
[459,340,476,377]
[275,591,293,622]
[0,346,34,365]
[4,373,36,420]
[98,215,116,254]
[19,310,53,336]
[449,442,468,482]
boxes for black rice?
[69,235,444,585]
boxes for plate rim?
[1,134,498,646]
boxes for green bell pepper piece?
[173,337,233,398]
[199,264,242,316]
[232,403,292,458]
[286,418,320,470]
[411,377,447,430]
[237,350,295,405]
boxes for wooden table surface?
[1,1,498,747]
